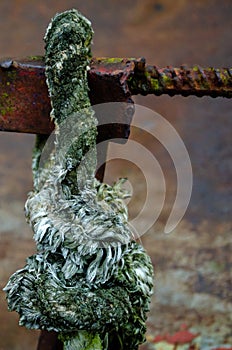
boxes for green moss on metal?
[27,55,44,61]
[98,57,136,65]
[144,70,161,92]
[149,77,160,90]
[192,65,199,72]
[0,92,14,116]
[161,73,172,86]
[219,69,230,85]
[100,57,124,64]
[0,68,17,115]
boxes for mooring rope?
[4,9,153,350]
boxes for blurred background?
[0,1,231,349]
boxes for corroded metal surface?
[0,57,231,135]
[130,59,232,98]
[0,58,53,134]
[0,57,134,137]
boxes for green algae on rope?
[4,9,153,350]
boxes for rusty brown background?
[0,1,231,349]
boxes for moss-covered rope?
[4,9,153,350]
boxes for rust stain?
[0,57,135,137]
[129,60,232,98]
[0,58,53,134]
[0,57,231,135]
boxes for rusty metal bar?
[0,57,134,135]
[0,57,231,135]
[129,58,232,98]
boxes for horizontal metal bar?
[0,57,231,134]
[0,57,134,135]
[129,58,232,98]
